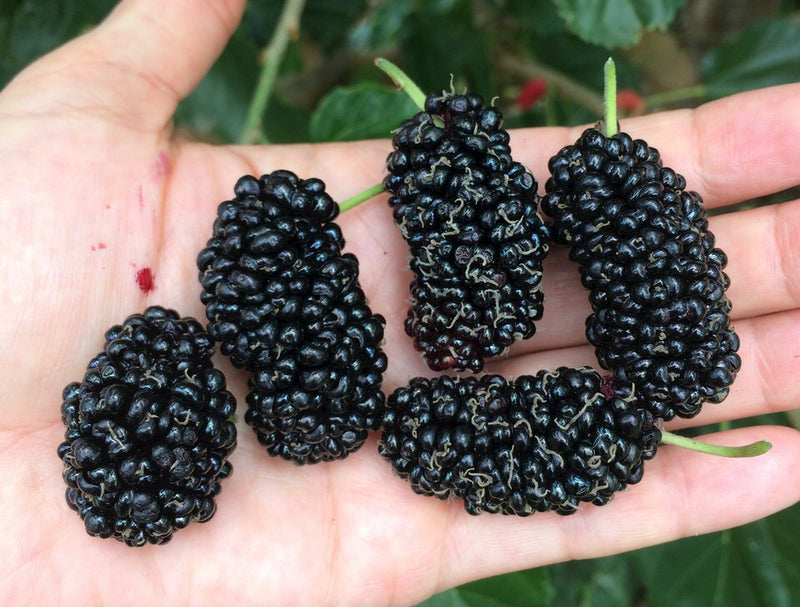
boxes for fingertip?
[10,0,248,129]
[103,0,246,101]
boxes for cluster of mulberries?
[197,171,387,464]
[379,367,660,515]
[543,128,740,419]
[57,306,237,546]
[384,92,550,373]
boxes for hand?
[1,1,799,605]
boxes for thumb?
[2,0,246,132]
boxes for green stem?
[375,58,427,111]
[604,58,618,137]
[660,430,772,458]
[339,183,384,213]
[645,84,707,108]
[239,0,307,144]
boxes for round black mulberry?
[379,367,659,515]
[198,171,387,464]
[57,306,237,547]
[542,128,741,419]
[385,92,550,373]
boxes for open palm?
[1,1,799,605]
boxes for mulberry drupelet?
[379,367,660,516]
[385,92,550,372]
[57,306,237,547]
[197,171,387,464]
[543,128,741,419]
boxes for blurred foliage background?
[3,0,800,605]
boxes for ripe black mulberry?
[198,171,387,464]
[57,306,237,547]
[379,367,659,515]
[384,92,550,372]
[542,128,741,419]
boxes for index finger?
[511,82,800,211]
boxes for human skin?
[1,1,800,605]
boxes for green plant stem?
[645,84,707,108]
[239,0,307,144]
[660,430,772,458]
[339,183,384,212]
[604,58,617,137]
[497,54,605,117]
[374,57,427,111]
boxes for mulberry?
[379,367,659,516]
[543,128,741,419]
[57,306,237,547]
[384,92,550,373]
[198,171,387,464]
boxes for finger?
[718,199,800,319]
[3,0,245,130]
[511,83,800,211]
[234,84,800,212]
[438,425,800,591]
[488,308,800,430]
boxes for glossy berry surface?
[384,92,550,372]
[198,171,387,464]
[379,367,660,516]
[543,128,741,419]
[58,306,237,547]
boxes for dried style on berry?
[379,367,659,515]
[198,171,387,464]
[385,92,550,372]
[543,128,740,419]
[57,306,237,547]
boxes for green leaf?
[397,0,493,97]
[550,555,636,607]
[309,84,418,142]
[507,0,568,37]
[630,502,800,607]
[552,0,686,49]
[173,30,260,143]
[262,93,311,144]
[347,0,414,49]
[416,568,553,607]
[702,19,800,98]
[240,0,367,51]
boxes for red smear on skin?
[136,267,155,293]
[516,78,548,111]
[155,150,171,177]
[137,186,144,209]
[617,89,645,114]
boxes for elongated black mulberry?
[542,128,741,420]
[57,306,237,547]
[198,171,387,464]
[384,92,550,372]
[379,367,659,516]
